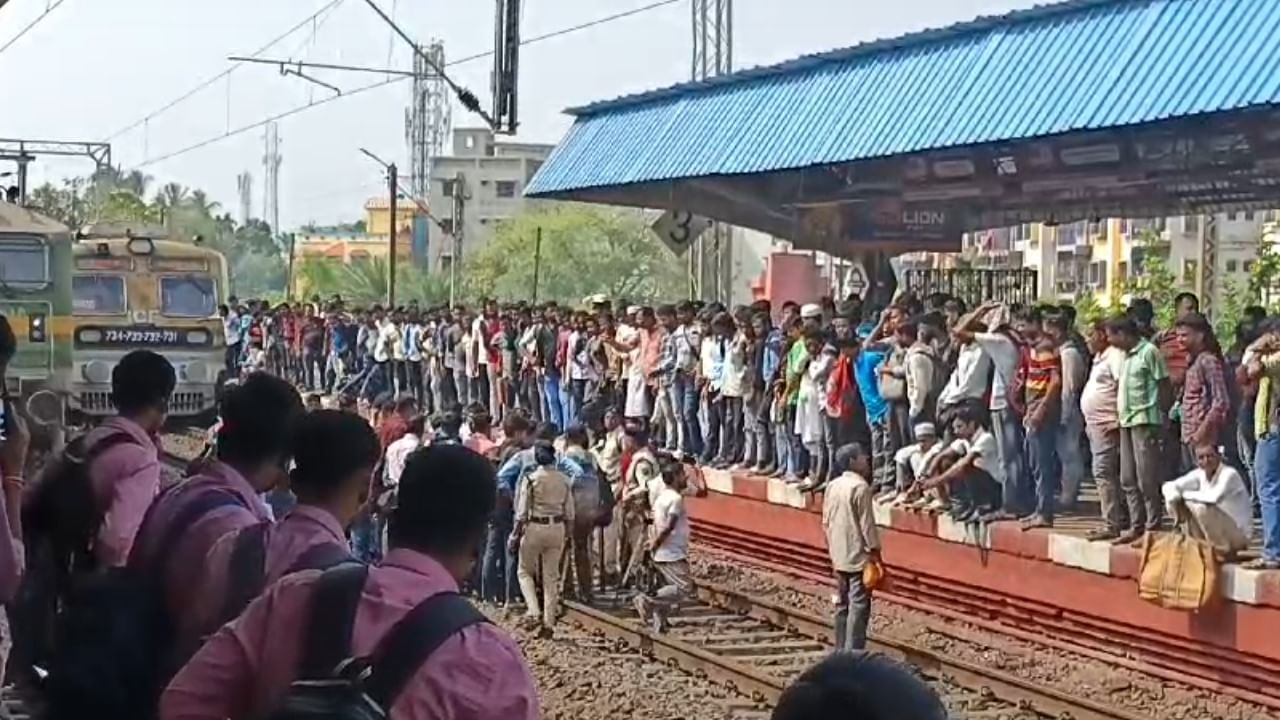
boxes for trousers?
[1119,424,1164,531]
[517,523,566,627]
[561,517,596,602]
[833,570,872,651]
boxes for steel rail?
[560,600,787,704]
[695,580,1158,720]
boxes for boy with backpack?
[72,349,176,568]
[160,444,539,720]
[13,349,175,689]
[185,410,379,644]
[132,373,305,651]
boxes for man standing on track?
[821,443,881,651]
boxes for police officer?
[509,441,574,636]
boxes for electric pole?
[690,0,733,303]
[450,172,467,308]
[388,162,398,308]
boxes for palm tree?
[152,182,189,228]
[186,189,220,219]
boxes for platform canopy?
[527,0,1280,254]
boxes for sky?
[0,0,1039,229]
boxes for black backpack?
[22,432,141,579]
[266,564,489,720]
[219,522,355,627]
[11,432,141,683]
[40,489,249,720]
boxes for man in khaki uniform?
[511,442,575,636]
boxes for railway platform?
[689,469,1280,713]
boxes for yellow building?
[293,197,420,263]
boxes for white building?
[427,127,554,272]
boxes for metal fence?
[904,268,1040,308]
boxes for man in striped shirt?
[1021,318,1063,530]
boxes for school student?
[185,410,380,642]
[160,445,539,719]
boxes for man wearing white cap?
[892,422,944,503]
[800,303,823,330]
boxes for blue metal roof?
[527,0,1280,197]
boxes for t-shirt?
[974,332,1022,412]
[854,349,888,423]
[1119,339,1169,428]
[951,428,1001,484]
[651,488,689,563]
[1024,346,1061,420]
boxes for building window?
[440,179,457,197]
[1117,261,1128,281]
[1087,219,1104,238]
[495,180,517,198]
[1245,261,1255,273]
[1182,259,1198,283]
[438,218,454,235]
[1227,259,1238,273]
[1184,215,1199,234]
[1227,211,1240,221]
[1245,210,1256,221]
[526,160,544,184]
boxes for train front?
[70,232,226,426]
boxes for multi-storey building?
[1010,212,1273,312]
[426,127,554,273]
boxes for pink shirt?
[129,460,270,649]
[160,548,539,720]
[188,505,348,644]
[463,434,498,459]
[85,416,162,567]
[0,486,22,604]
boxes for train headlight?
[126,237,155,256]
[185,329,210,345]
[28,314,47,343]
[82,360,112,384]
[78,328,103,343]
[185,360,209,383]
[26,390,63,427]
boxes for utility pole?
[388,162,398,308]
[449,172,467,308]
[532,226,542,303]
[262,123,282,234]
[286,232,297,301]
[690,0,734,303]
[236,171,253,227]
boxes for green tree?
[1125,228,1180,329]
[294,256,458,308]
[466,204,686,304]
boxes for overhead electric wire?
[101,0,348,142]
[134,0,684,169]
[0,0,69,58]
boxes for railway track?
[564,580,1160,720]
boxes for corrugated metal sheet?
[527,0,1280,197]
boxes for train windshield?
[160,275,217,317]
[0,238,50,285]
[72,274,127,314]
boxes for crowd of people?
[231,286,1277,569]
[1,275,1278,719]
